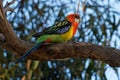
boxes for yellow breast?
[61,26,73,42]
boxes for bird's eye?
[75,15,80,19]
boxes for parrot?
[15,13,80,63]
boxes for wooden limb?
[0,1,120,67]
[22,42,120,67]
[0,1,32,54]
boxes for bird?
[15,13,80,63]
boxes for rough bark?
[0,1,120,67]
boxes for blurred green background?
[0,0,120,80]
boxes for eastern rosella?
[15,14,80,63]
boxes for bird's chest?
[61,26,73,42]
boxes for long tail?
[15,42,44,64]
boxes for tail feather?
[15,42,44,64]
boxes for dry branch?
[0,1,120,67]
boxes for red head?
[66,14,80,35]
[67,14,80,23]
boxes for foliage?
[0,0,120,80]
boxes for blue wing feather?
[15,42,44,64]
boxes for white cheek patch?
[75,18,80,23]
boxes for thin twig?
[76,0,80,14]
[82,0,87,12]
[3,0,16,13]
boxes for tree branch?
[0,1,120,67]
